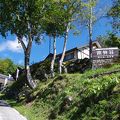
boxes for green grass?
[3,64,120,120]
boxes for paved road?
[0,100,27,120]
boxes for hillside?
[2,64,120,120]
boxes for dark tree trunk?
[88,0,93,60]
[88,1,93,69]
[18,36,36,89]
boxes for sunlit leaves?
[0,58,17,75]
[108,0,120,32]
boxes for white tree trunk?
[50,36,56,77]
[25,53,36,89]
[59,22,70,74]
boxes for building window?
[64,53,74,61]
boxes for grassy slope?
[6,64,120,120]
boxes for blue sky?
[0,0,113,65]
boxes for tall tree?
[88,0,93,59]
[79,0,97,60]
[78,0,111,61]
[0,0,46,89]
[58,0,83,74]
[42,25,57,78]
[108,0,120,33]
[41,1,66,77]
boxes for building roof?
[56,47,78,58]
[56,40,102,57]
[0,74,8,79]
[0,73,14,84]
[44,40,102,60]
[45,53,54,60]
[77,40,102,50]
[0,76,6,84]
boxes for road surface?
[0,100,27,120]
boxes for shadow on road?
[0,100,10,107]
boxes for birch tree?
[0,0,47,89]
[59,0,83,74]
[41,0,83,75]
[41,1,66,77]
[79,0,97,60]
[78,0,111,61]
[42,24,57,78]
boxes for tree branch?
[18,36,27,52]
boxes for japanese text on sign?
[92,48,119,59]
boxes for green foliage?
[66,58,91,73]
[77,0,98,27]
[97,33,120,48]
[31,59,58,80]
[108,0,120,33]
[41,0,83,38]
[0,58,17,75]
[0,0,52,88]
[41,1,66,37]
[4,64,120,120]
[0,0,46,41]
[4,75,26,100]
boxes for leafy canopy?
[0,58,18,75]
[108,0,120,32]
[41,0,83,37]
[0,0,47,42]
[97,33,120,48]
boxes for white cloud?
[0,38,27,53]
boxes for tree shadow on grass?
[70,85,115,120]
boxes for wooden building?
[55,40,102,62]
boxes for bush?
[0,58,18,75]
[66,58,91,73]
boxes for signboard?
[92,47,119,59]
[92,47,119,69]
